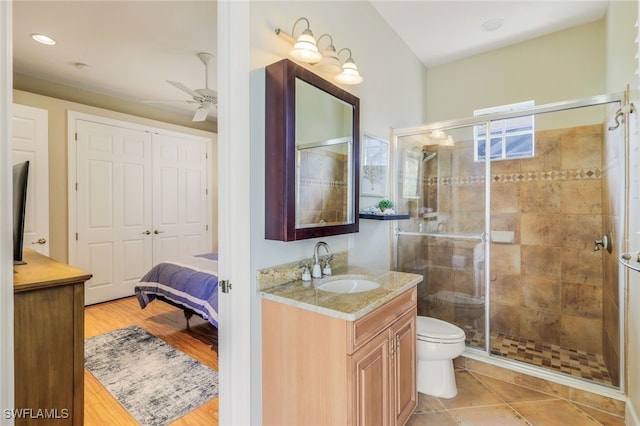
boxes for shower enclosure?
[392,93,629,392]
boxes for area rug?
[85,325,218,425]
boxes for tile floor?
[407,369,625,426]
[465,328,614,386]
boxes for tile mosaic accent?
[424,167,603,186]
[464,328,613,386]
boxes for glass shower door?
[394,124,488,351]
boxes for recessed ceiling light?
[482,18,504,32]
[31,33,56,45]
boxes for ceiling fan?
[146,52,217,122]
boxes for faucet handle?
[322,259,332,276]
[301,266,312,282]
[312,263,322,278]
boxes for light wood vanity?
[261,268,421,426]
[13,249,91,426]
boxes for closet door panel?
[71,113,211,304]
[153,133,209,263]
[76,120,153,305]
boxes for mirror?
[265,59,360,241]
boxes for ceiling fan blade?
[167,80,202,99]
[192,106,209,122]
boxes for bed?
[134,252,219,329]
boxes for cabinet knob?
[31,238,47,245]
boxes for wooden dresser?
[13,249,91,426]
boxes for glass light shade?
[440,135,455,146]
[315,47,342,74]
[431,130,446,139]
[335,59,363,85]
[290,30,322,63]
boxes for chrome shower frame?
[391,91,629,401]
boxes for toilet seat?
[417,316,465,344]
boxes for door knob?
[141,230,151,235]
[31,238,47,245]
[154,230,164,234]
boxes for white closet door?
[75,119,153,305]
[152,132,209,263]
[12,104,49,256]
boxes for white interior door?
[71,113,212,305]
[75,119,153,305]
[152,132,210,263]
[11,103,49,256]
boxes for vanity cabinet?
[262,287,417,426]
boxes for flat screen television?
[13,161,29,265]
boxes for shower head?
[422,150,437,162]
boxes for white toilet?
[416,316,466,398]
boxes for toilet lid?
[416,316,465,341]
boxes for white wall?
[250,1,427,272]
[0,2,14,423]
[605,1,640,424]
[248,2,427,423]
[426,20,606,125]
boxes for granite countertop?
[259,265,423,321]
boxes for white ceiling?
[12,1,609,125]
[13,0,218,122]
[371,0,609,68]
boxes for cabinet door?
[391,311,417,426]
[352,330,391,426]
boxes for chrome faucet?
[312,241,333,278]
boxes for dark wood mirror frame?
[265,58,360,241]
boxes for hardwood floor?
[84,296,219,425]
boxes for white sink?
[316,278,380,293]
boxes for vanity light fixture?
[31,33,56,46]
[441,135,455,146]
[335,48,363,85]
[430,130,455,146]
[315,34,342,75]
[275,17,322,64]
[275,19,363,85]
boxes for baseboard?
[628,398,640,426]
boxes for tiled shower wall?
[418,124,610,358]
[297,149,348,225]
[490,124,605,356]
